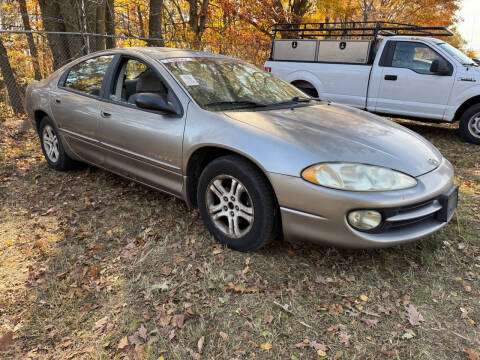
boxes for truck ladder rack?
[270,21,453,40]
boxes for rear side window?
[64,55,114,96]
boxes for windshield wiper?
[204,100,267,109]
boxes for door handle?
[384,75,397,81]
[55,98,61,104]
[100,111,111,118]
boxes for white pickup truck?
[265,22,480,144]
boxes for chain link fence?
[0,30,271,119]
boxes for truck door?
[374,41,455,120]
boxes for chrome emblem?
[428,158,439,166]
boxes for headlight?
[302,163,417,191]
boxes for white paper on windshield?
[180,74,199,86]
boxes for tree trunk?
[148,0,165,46]
[17,0,42,80]
[138,5,146,38]
[38,0,86,69]
[96,0,106,51]
[38,0,70,69]
[188,0,210,48]
[0,38,25,115]
[105,0,115,48]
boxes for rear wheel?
[197,155,278,252]
[459,104,480,145]
[39,116,76,170]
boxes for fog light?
[347,210,382,231]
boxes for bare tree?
[148,0,165,46]
[0,37,24,114]
[17,0,42,80]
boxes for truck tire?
[459,104,480,145]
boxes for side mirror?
[430,59,450,75]
[135,93,178,114]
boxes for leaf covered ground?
[0,118,479,359]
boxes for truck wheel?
[459,104,480,145]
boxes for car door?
[96,56,188,196]
[374,41,455,120]
[50,54,115,164]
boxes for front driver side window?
[391,42,444,75]
[110,58,169,106]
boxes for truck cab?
[265,22,480,144]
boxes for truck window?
[391,42,445,75]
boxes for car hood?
[224,103,442,177]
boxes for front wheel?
[197,155,279,252]
[459,104,480,145]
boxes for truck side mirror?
[430,59,450,76]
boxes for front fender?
[446,84,480,121]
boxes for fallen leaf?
[93,316,108,331]
[117,336,129,350]
[361,318,378,328]
[464,348,480,360]
[260,342,272,351]
[135,344,145,359]
[219,331,228,340]
[315,275,327,285]
[33,241,44,248]
[294,339,311,348]
[338,331,351,346]
[310,340,328,352]
[137,324,148,341]
[197,336,205,353]
[405,304,424,326]
[328,303,343,316]
[0,331,13,351]
[360,295,369,302]
[326,324,340,335]
[379,349,398,357]
[462,282,472,293]
[317,349,327,357]
[224,283,258,294]
[177,314,185,328]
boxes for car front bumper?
[268,158,456,248]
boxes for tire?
[197,155,279,252]
[459,104,480,145]
[39,116,76,171]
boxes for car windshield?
[437,42,477,66]
[161,57,310,110]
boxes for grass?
[0,117,479,359]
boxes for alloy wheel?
[42,125,60,163]
[205,175,254,238]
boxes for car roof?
[102,46,230,60]
[387,35,440,43]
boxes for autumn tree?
[0,37,24,114]
[17,0,41,80]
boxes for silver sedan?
[25,47,458,251]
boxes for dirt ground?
[0,117,479,359]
